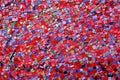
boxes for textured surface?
[0,0,120,80]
